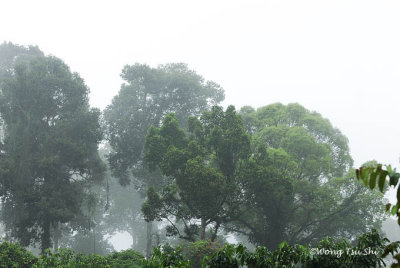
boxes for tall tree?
[0,50,104,252]
[142,106,250,242]
[104,63,224,256]
[232,103,386,249]
[104,63,224,186]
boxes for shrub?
[180,240,220,268]
[106,249,144,268]
[33,248,109,268]
[0,241,37,267]
[142,245,192,268]
[0,229,395,267]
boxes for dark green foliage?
[106,249,144,268]
[38,248,143,268]
[0,44,105,252]
[142,245,192,268]
[203,229,392,268]
[0,241,37,267]
[0,241,145,267]
[356,164,400,220]
[143,106,250,241]
[180,240,221,268]
[104,63,225,257]
[355,163,400,267]
[234,103,386,248]
[140,229,394,267]
[0,230,395,267]
[35,248,108,267]
[104,63,224,186]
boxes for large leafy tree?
[233,103,386,249]
[104,63,224,256]
[142,106,250,242]
[0,47,104,252]
[104,63,224,186]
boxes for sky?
[1,0,399,251]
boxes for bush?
[0,241,37,267]
[202,229,395,268]
[33,248,109,268]
[142,245,192,268]
[0,229,395,267]
[180,240,220,268]
[106,249,144,268]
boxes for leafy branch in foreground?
[355,163,400,267]
[355,164,400,222]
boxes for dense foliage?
[233,103,386,248]
[356,163,400,266]
[0,229,397,267]
[0,43,105,252]
[142,103,386,249]
[103,63,225,256]
[356,164,400,222]
[143,106,250,241]
[104,63,224,186]
[0,42,394,267]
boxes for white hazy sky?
[1,0,399,170]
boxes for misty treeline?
[0,42,388,260]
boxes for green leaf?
[278,241,288,250]
[361,168,369,187]
[355,169,360,180]
[369,170,378,190]
[390,173,400,187]
[378,170,388,192]
[391,205,398,216]
[387,165,393,174]
[376,164,382,172]
[397,186,400,205]
[386,203,392,212]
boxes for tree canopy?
[0,44,104,252]
[0,42,391,261]
[103,62,225,257]
[104,63,224,186]
[233,103,386,248]
[143,106,250,241]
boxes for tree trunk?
[93,228,96,254]
[211,222,220,242]
[53,236,59,251]
[146,221,153,258]
[200,218,206,240]
[41,218,51,254]
[53,222,61,251]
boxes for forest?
[0,42,399,267]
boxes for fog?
[0,1,399,266]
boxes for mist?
[0,1,399,267]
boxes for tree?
[142,106,250,242]
[104,63,224,186]
[232,103,386,249]
[0,49,104,252]
[104,63,224,256]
